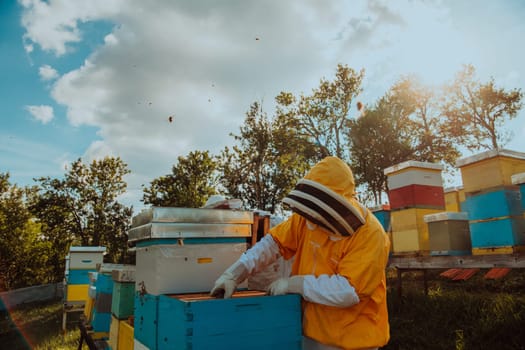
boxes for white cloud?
[18,0,525,210]
[39,64,59,80]
[25,105,54,124]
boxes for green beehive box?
[111,282,135,320]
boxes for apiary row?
[373,148,525,257]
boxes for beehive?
[461,187,523,220]
[108,315,120,350]
[385,161,445,210]
[135,291,302,350]
[64,246,106,303]
[390,208,443,254]
[424,212,471,256]
[469,216,525,251]
[130,207,253,296]
[456,149,525,193]
[384,161,443,190]
[111,266,135,320]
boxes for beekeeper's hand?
[267,276,304,296]
[210,260,248,299]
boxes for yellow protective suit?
[269,156,390,349]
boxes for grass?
[1,269,525,349]
[0,299,87,350]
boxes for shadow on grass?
[0,299,86,350]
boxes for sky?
[1,0,525,212]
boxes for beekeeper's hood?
[283,156,365,236]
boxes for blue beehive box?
[134,293,160,349]
[157,291,302,350]
[66,269,94,285]
[371,205,391,231]
[96,273,114,294]
[469,216,525,248]
[461,187,523,220]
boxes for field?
[1,267,525,350]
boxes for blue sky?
[1,0,525,211]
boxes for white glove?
[210,260,248,299]
[267,276,304,296]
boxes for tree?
[348,98,413,205]
[0,173,52,290]
[218,101,311,213]
[388,76,461,167]
[143,150,218,208]
[277,64,365,160]
[442,64,523,150]
[32,157,132,264]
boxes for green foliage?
[218,101,311,213]
[348,98,413,204]
[0,173,53,290]
[277,64,364,160]
[31,157,133,266]
[143,150,218,208]
[442,64,523,150]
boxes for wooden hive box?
[461,187,523,221]
[157,291,302,350]
[390,208,443,254]
[424,212,471,256]
[111,267,136,320]
[384,160,444,190]
[118,319,134,350]
[456,149,525,194]
[134,293,159,349]
[370,205,391,232]
[469,216,525,252]
[387,184,445,210]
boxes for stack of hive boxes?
[64,246,106,306]
[384,161,445,255]
[457,149,525,255]
[129,207,302,350]
[91,264,120,335]
[108,266,135,350]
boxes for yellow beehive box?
[444,186,464,212]
[392,229,421,254]
[83,296,94,321]
[456,149,525,193]
[109,316,120,350]
[391,208,442,254]
[118,319,134,350]
[66,284,89,302]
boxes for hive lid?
[511,172,525,185]
[423,211,468,222]
[455,149,525,168]
[69,246,106,253]
[384,160,443,176]
[128,222,252,242]
[132,207,254,227]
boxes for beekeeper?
[210,156,390,350]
